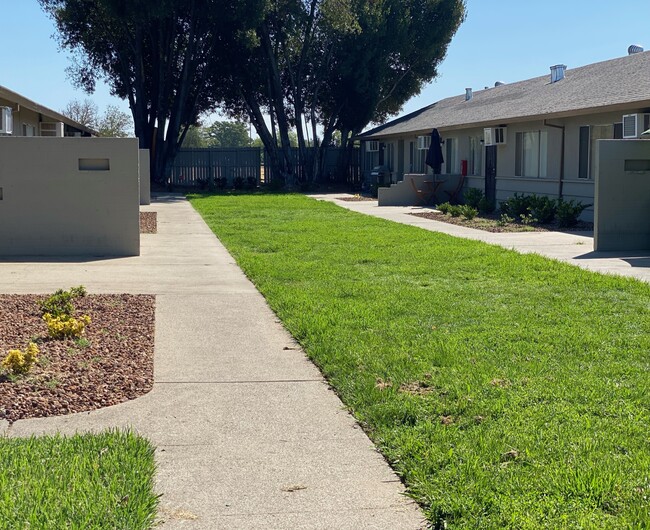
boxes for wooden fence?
[171,146,361,187]
[170,148,261,186]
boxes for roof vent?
[494,81,505,87]
[550,64,566,83]
[465,88,473,101]
[628,44,644,55]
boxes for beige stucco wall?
[139,149,151,205]
[0,137,140,256]
[593,139,650,251]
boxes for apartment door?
[485,145,497,204]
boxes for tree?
[61,99,98,128]
[205,121,251,148]
[41,0,263,183]
[96,105,132,137]
[219,0,465,185]
[181,126,207,148]
[62,99,133,136]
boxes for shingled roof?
[0,85,97,136]
[359,50,650,139]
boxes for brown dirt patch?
[336,195,377,202]
[409,211,593,233]
[0,294,155,423]
[399,380,439,396]
[140,211,157,234]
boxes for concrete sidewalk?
[312,194,650,283]
[0,194,425,529]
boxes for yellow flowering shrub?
[2,342,39,375]
[43,313,91,339]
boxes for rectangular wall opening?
[79,158,110,171]
[624,159,650,172]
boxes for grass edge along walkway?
[0,429,158,529]
[190,192,650,529]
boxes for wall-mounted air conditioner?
[484,127,507,146]
[40,122,64,137]
[417,135,431,150]
[0,107,13,135]
[366,140,379,152]
[622,114,650,138]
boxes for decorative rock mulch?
[0,294,155,423]
[140,211,157,234]
[410,211,593,233]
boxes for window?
[578,124,614,179]
[515,131,548,177]
[469,136,482,176]
[22,123,36,137]
[411,139,426,173]
[445,138,457,174]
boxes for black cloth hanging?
[425,128,444,175]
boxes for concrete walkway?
[0,195,425,529]
[312,194,650,283]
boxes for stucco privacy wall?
[139,149,151,205]
[594,139,650,251]
[0,137,140,257]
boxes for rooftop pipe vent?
[628,44,644,55]
[494,81,505,87]
[550,64,566,83]
[465,88,473,101]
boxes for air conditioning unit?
[622,113,650,138]
[484,127,507,146]
[366,140,379,152]
[417,135,431,150]
[40,122,64,137]
[0,107,13,135]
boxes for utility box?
[370,165,391,186]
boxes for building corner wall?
[594,139,650,251]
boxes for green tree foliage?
[61,99,132,137]
[181,126,207,148]
[205,121,251,148]
[219,0,465,184]
[41,0,263,182]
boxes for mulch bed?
[0,294,155,424]
[410,211,593,233]
[336,195,377,202]
[140,211,157,234]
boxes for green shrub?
[245,176,257,190]
[529,195,557,224]
[215,177,227,189]
[463,188,484,209]
[500,193,535,218]
[449,205,463,217]
[497,213,514,226]
[39,286,86,318]
[557,199,590,228]
[460,205,478,220]
[437,202,452,214]
[478,196,496,214]
[519,213,537,225]
[233,176,245,190]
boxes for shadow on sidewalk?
[574,251,650,268]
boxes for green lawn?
[190,192,650,529]
[0,430,158,529]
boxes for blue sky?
[1,1,648,126]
